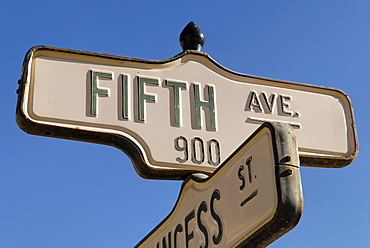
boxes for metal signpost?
[16,22,358,179]
[136,122,303,248]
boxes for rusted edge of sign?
[237,123,303,247]
[236,161,302,247]
[16,45,358,180]
[135,122,303,247]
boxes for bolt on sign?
[16,45,358,179]
[136,122,303,248]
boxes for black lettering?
[197,201,209,248]
[246,91,263,112]
[162,232,171,248]
[246,156,253,183]
[185,210,195,248]
[238,165,246,191]
[191,137,205,164]
[210,189,223,245]
[174,224,183,248]
[261,92,276,113]
[279,95,293,116]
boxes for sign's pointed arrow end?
[179,21,205,52]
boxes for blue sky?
[1,1,369,247]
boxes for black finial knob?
[179,21,205,52]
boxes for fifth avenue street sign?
[16,45,358,179]
[136,122,303,248]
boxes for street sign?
[135,122,303,248]
[16,45,358,179]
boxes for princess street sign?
[136,122,303,247]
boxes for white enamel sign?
[16,46,358,179]
[136,122,303,247]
